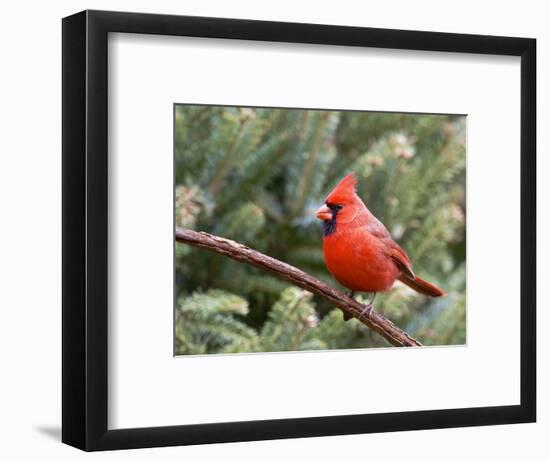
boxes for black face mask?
[322,204,341,236]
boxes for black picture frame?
[62,9,536,451]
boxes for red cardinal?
[316,173,445,320]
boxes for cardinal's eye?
[327,203,343,211]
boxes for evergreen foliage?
[175,105,466,354]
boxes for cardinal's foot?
[342,291,356,321]
[359,302,374,321]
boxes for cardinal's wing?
[365,218,415,278]
[387,241,415,279]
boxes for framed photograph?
[62,10,536,451]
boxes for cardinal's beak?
[315,204,332,221]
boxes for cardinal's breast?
[322,227,399,293]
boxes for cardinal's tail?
[398,274,446,297]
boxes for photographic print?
[63,11,535,449]
[174,105,466,355]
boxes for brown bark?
[175,227,422,347]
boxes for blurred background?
[174,105,466,355]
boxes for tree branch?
[175,227,422,347]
